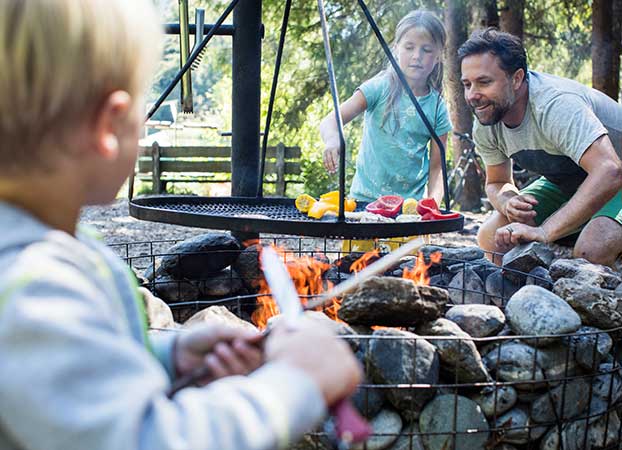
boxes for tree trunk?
[472,0,499,30]
[592,0,620,99]
[499,0,525,40]
[445,0,482,211]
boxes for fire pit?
[112,235,622,450]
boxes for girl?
[320,10,451,206]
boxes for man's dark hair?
[458,28,528,77]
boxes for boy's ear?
[93,90,132,160]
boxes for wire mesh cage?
[111,237,622,450]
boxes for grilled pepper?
[416,198,461,220]
[365,195,404,218]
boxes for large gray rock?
[419,395,489,450]
[531,378,590,423]
[553,278,622,330]
[446,304,506,338]
[502,242,554,284]
[182,305,257,331]
[154,275,201,303]
[526,266,553,289]
[493,406,547,445]
[484,341,578,388]
[588,363,622,417]
[367,329,439,420]
[339,277,447,327]
[351,383,385,419]
[155,232,241,279]
[472,385,518,418]
[485,270,521,306]
[419,245,485,263]
[231,243,262,291]
[199,268,244,297]
[390,423,425,450]
[140,287,175,329]
[447,268,485,305]
[549,258,622,290]
[351,409,401,450]
[505,286,581,346]
[539,411,621,450]
[417,319,490,383]
[567,326,613,371]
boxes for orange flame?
[251,246,340,329]
[349,249,380,273]
[402,251,442,286]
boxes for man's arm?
[540,134,622,241]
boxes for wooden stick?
[304,236,428,310]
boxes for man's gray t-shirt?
[474,71,622,195]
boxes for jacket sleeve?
[0,262,326,450]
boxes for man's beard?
[470,89,516,126]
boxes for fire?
[402,251,442,286]
[349,249,380,273]
[251,246,339,329]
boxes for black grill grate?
[129,196,464,239]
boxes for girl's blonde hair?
[0,0,162,172]
[381,10,446,132]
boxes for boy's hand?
[174,324,263,384]
[323,146,339,174]
[264,322,362,407]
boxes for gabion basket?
[112,237,622,450]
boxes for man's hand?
[502,194,538,225]
[495,222,549,251]
[174,324,264,384]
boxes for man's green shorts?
[520,177,622,230]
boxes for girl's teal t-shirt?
[349,74,452,202]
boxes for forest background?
[146,0,621,209]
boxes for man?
[459,28,622,267]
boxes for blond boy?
[0,1,361,449]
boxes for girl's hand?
[323,145,339,174]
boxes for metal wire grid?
[111,238,622,450]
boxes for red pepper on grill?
[416,198,461,220]
[365,195,404,218]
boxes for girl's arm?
[427,133,447,206]
[320,90,367,174]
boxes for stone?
[526,266,553,289]
[419,245,485,263]
[485,270,521,307]
[493,406,547,445]
[531,378,590,423]
[182,305,257,331]
[351,409,402,450]
[153,275,201,303]
[322,266,351,286]
[338,276,447,327]
[502,242,554,284]
[447,258,498,281]
[199,268,244,297]
[139,287,175,329]
[549,258,622,290]
[446,304,506,338]
[389,423,425,450]
[155,232,241,279]
[351,383,385,419]
[484,341,578,388]
[419,394,489,450]
[554,278,622,330]
[367,329,439,420]
[336,252,380,274]
[417,319,490,383]
[505,285,581,346]
[539,411,621,450]
[428,272,453,288]
[447,268,485,305]
[566,326,613,371]
[231,243,262,291]
[588,363,622,417]
[472,385,518,418]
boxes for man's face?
[461,52,517,126]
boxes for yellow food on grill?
[402,198,418,215]
[295,194,317,213]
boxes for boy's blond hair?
[0,0,161,172]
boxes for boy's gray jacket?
[0,203,326,450]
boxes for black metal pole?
[257,0,292,198]
[163,24,235,36]
[231,0,262,198]
[317,0,346,222]
[357,0,452,212]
